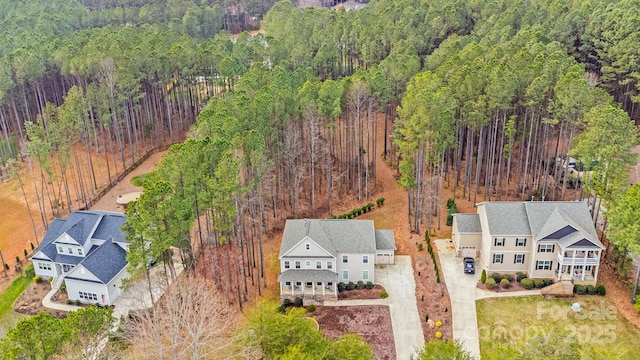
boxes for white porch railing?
[556,253,599,266]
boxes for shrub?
[23,249,28,258]
[533,279,545,288]
[446,198,455,208]
[74,299,81,306]
[33,276,42,283]
[516,272,527,282]
[500,279,511,289]
[520,278,534,290]
[366,281,374,289]
[448,204,457,214]
[491,273,502,283]
[480,269,487,284]
[380,291,389,299]
[15,256,20,264]
[294,297,304,307]
[596,284,606,296]
[347,282,356,290]
[47,277,52,284]
[30,242,35,250]
[485,278,496,290]
[376,198,385,207]
[277,305,286,313]
[435,320,442,327]
[543,279,554,287]
[357,281,365,289]
[586,285,596,295]
[307,305,316,313]
[338,282,346,292]
[283,298,292,307]
[417,243,423,251]
[446,214,453,226]
[574,285,587,295]
[502,274,513,282]
[435,331,443,339]
[66,299,72,304]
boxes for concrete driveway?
[375,255,425,359]
[435,240,481,359]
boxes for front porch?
[555,249,600,285]
[278,269,339,299]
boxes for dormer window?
[57,246,63,254]
[78,248,83,256]
[305,243,310,251]
[68,247,73,254]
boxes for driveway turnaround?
[376,255,425,359]
[435,240,481,359]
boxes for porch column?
[334,283,337,297]
[322,282,325,297]
[291,283,294,295]
[280,282,283,295]
[582,251,587,281]
[571,250,577,279]
[312,283,315,296]
[593,264,600,283]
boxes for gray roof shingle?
[280,219,388,257]
[375,230,396,250]
[278,269,339,282]
[80,240,128,283]
[482,202,531,235]
[454,214,481,233]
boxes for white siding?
[65,265,101,282]
[336,252,375,283]
[283,237,333,258]
[106,268,129,304]
[65,278,110,305]
[33,261,57,278]
[375,250,394,264]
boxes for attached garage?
[452,214,482,259]
[375,230,396,265]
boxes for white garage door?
[376,253,391,264]
[461,247,476,258]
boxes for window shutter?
[522,254,525,263]
[552,245,555,252]
[524,239,527,246]
[501,256,504,264]
[514,254,517,263]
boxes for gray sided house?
[31,211,129,306]
[452,201,603,285]
[278,219,396,300]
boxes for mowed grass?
[0,273,31,337]
[130,172,152,187]
[477,295,640,359]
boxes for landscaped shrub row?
[426,230,440,283]
[278,297,306,313]
[446,198,457,226]
[338,281,374,292]
[574,284,606,296]
[332,199,385,219]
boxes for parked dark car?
[463,257,475,274]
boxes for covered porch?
[556,248,600,284]
[278,269,339,298]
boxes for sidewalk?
[42,288,81,312]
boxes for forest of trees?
[1,0,640,358]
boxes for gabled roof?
[56,212,101,245]
[279,219,382,257]
[482,202,531,235]
[93,214,127,242]
[79,239,128,283]
[375,230,396,250]
[453,214,481,233]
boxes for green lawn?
[477,295,640,359]
[0,273,31,337]
[130,172,152,187]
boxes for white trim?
[279,236,336,259]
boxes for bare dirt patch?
[314,305,395,360]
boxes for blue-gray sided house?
[31,210,129,306]
[278,219,396,300]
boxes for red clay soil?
[314,305,395,360]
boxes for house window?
[514,254,525,264]
[305,243,310,251]
[78,291,98,301]
[306,282,312,287]
[295,261,301,269]
[342,270,349,280]
[68,247,73,254]
[38,262,52,271]
[327,261,333,269]
[78,248,83,256]
[316,261,322,269]
[538,244,555,253]
[57,246,63,253]
[285,281,291,286]
[362,255,369,264]
[316,282,323,286]
[342,255,348,263]
[328,282,333,286]
[516,238,526,247]
[363,270,369,280]
[494,238,505,246]
[296,282,302,287]
[306,260,311,268]
[536,260,553,270]
[492,254,504,264]
[284,261,290,269]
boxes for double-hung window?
[492,253,504,264]
[536,260,552,270]
[284,261,290,269]
[514,254,525,264]
[516,238,526,247]
[538,244,555,253]
[494,238,505,246]
[342,255,348,263]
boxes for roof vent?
[304,219,310,236]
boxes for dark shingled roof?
[80,240,128,283]
[33,211,128,282]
